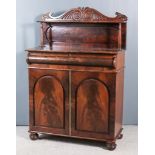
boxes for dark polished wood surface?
[26,45,125,53]
[29,69,69,135]
[71,71,116,140]
[26,7,127,151]
[39,7,127,23]
[38,23,126,50]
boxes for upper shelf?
[38,7,127,23]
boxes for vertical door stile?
[69,70,72,136]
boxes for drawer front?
[27,52,119,68]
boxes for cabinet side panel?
[121,23,126,50]
[115,69,124,137]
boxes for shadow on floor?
[17,127,107,149]
[39,134,107,149]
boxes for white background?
[0,0,154,154]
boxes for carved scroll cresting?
[42,7,127,22]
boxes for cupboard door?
[71,71,116,140]
[29,68,69,135]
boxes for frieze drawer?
[27,54,116,68]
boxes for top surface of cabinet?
[26,7,127,53]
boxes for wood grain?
[29,68,69,135]
[26,7,127,150]
[70,71,116,140]
[76,79,109,133]
[34,75,64,128]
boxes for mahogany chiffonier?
[26,7,127,150]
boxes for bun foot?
[29,133,39,140]
[106,142,117,151]
[117,133,123,139]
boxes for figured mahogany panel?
[76,79,109,133]
[28,68,69,135]
[52,24,118,46]
[42,24,119,49]
[71,71,116,140]
[34,75,64,128]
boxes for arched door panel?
[29,68,69,135]
[76,79,109,133]
[71,71,115,139]
[34,76,64,128]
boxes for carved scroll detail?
[42,7,127,22]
